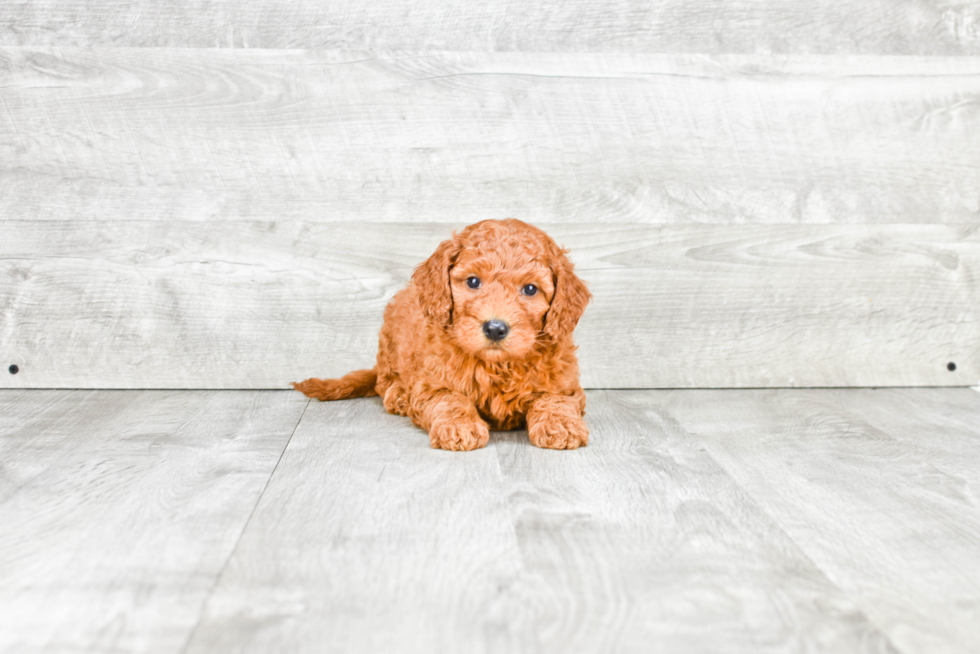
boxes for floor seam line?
[646,395,908,654]
[178,396,311,654]
[683,425,908,653]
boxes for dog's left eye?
[522,284,538,296]
[466,277,481,289]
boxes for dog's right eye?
[466,276,481,289]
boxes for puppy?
[293,218,591,451]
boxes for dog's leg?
[526,393,589,450]
[411,388,489,451]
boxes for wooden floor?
[1,388,979,653]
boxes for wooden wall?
[1,2,978,389]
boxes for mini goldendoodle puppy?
[293,218,591,451]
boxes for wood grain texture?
[185,392,897,654]
[660,388,980,653]
[2,0,979,54]
[3,388,976,652]
[2,48,979,225]
[490,391,899,653]
[0,389,309,654]
[183,397,531,653]
[2,221,977,390]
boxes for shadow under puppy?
[293,218,591,451]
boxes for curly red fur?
[293,219,591,451]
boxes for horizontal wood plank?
[0,389,308,654]
[659,388,980,652]
[185,392,894,653]
[1,221,976,389]
[2,48,979,225]
[3,0,979,54]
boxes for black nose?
[482,319,510,342]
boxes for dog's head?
[412,219,590,361]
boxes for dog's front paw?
[528,413,589,450]
[429,418,490,451]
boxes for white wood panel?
[1,221,977,389]
[3,0,979,54]
[2,48,979,225]
[0,389,309,654]
[659,388,980,653]
[185,392,894,653]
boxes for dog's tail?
[291,368,379,401]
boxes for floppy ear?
[544,247,591,342]
[412,235,462,327]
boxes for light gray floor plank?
[6,388,978,652]
[3,222,977,390]
[183,397,530,653]
[0,390,309,654]
[2,0,977,54]
[491,391,896,653]
[660,388,980,654]
[186,392,896,653]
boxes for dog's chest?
[466,361,539,429]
